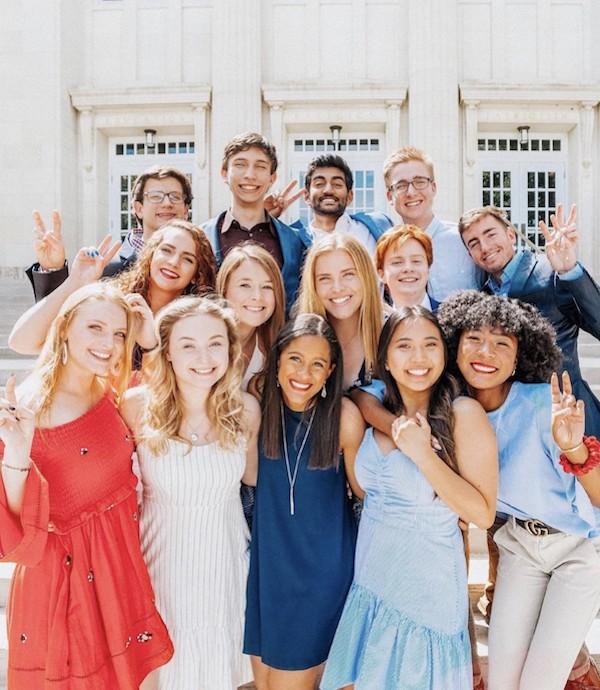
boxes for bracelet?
[1,461,31,473]
[559,436,600,476]
[559,441,585,454]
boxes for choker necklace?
[280,403,317,516]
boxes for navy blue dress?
[243,407,356,670]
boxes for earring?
[61,342,68,365]
[276,379,280,388]
[512,365,517,376]
[321,385,327,399]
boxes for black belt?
[514,517,561,537]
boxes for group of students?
[1,133,600,690]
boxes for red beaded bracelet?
[559,436,600,476]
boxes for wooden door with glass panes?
[287,135,387,226]
[477,134,566,251]
[109,136,195,240]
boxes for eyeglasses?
[388,176,433,194]
[143,191,186,204]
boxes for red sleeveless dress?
[0,395,173,689]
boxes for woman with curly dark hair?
[321,306,497,690]
[438,290,600,690]
[10,220,217,370]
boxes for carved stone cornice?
[460,83,600,106]
[70,85,211,111]
[262,84,407,110]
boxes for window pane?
[510,139,518,151]
[355,170,364,187]
[499,139,507,151]
[542,139,550,151]
[493,191,501,206]
[116,144,124,155]
[528,191,535,207]
[503,191,511,207]
[482,171,490,188]
[366,170,374,187]
[538,191,546,207]
[528,172,535,188]
[366,190,374,208]
[552,139,561,151]
[482,190,491,205]
[370,139,380,150]
[126,143,134,155]
[355,190,364,207]
[548,171,555,188]
[537,172,545,187]
[493,172,500,187]
[503,172,511,188]
[478,139,485,151]
[549,191,555,207]
[488,140,497,151]
[531,140,539,151]
[158,143,166,154]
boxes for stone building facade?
[1,0,599,274]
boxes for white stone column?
[193,103,210,223]
[385,102,402,155]
[408,0,460,221]
[268,103,286,189]
[78,107,97,248]
[463,100,480,213]
[210,0,262,214]
[578,102,597,275]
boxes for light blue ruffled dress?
[321,428,471,690]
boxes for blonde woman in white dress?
[121,295,260,690]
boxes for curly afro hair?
[437,290,562,384]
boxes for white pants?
[487,519,600,690]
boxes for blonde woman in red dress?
[0,282,173,689]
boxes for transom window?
[477,133,567,251]
[289,135,386,227]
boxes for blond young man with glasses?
[384,146,482,301]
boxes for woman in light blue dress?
[322,306,497,690]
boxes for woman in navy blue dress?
[244,313,365,690]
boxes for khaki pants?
[488,519,600,690]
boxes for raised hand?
[551,371,585,451]
[391,412,433,463]
[264,180,306,219]
[539,203,578,274]
[33,210,66,270]
[125,294,157,351]
[69,235,122,288]
[0,375,35,455]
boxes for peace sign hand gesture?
[264,180,306,219]
[69,235,122,289]
[0,376,35,456]
[539,204,578,275]
[551,371,585,451]
[33,210,66,271]
[392,412,433,465]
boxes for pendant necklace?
[280,403,317,516]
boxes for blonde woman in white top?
[121,295,261,690]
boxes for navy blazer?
[486,251,600,435]
[203,212,312,315]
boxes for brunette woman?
[216,243,285,391]
[321,306,497,690]
[0,283,173,689]
[244,314,365,690]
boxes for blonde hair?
[216,243,285,362]
[113,220,216,302]
[141,295,246,454]
[296,234,382,375]
[375,224,434,271]
[30,283,136,422]
[383,146,435,188]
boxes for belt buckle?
[524,519,549,537]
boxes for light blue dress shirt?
[426,216,482,301]
[488,381,599,537]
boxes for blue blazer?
[290,211,393,244]
[203,213,312,315]
[486,251,600,435]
